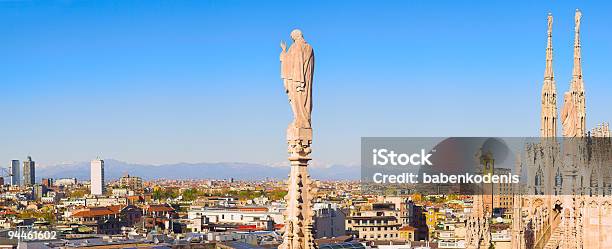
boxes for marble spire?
[541,13,557,138]
[570,9,586,137]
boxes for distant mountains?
[36,159,359,181]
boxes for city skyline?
[2,1,612,167]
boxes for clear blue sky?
[1,1,611,167]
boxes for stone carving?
[561,92,578,137]
[548,14,553,35]
[575,9,581,33]
[288,139,312,158]
[281,29,315,132]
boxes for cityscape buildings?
[0,6,611,249]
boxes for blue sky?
[1,1,611,167]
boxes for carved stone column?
[280,127,317,249]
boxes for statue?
[548,14,553,36]
[561,92,578,137]
[280,29,315,131]
[575,9,582,34]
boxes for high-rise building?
[119,174,143,191]
[90,159,105,195]
[22,156,35,186]
[10,160,20,186]
[42,178,54,188]
[33,184,47,200]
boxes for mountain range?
[36,159,359,181]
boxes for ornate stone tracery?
[509,10,612,249]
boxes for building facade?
[187,206,281,232]
[41,178,53,188]
[345,203,402,241]
[119,174,143,191]
[22,156,35,186]
[313,202,346,239]
[90,159,105,196]
[10,160,20,186]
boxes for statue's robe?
[561,93,578,137]
[281,39,314,129]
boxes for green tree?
[266,189,287,201]
[153,188,179,200]
[68,189,87,198]
[182,188,200,201]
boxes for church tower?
[541,13,558,137]
[569,9,586,137]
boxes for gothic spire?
[541,13,557,138]
[572,9,583,89]
[568,9,586,137]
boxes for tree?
[266,189,287,201]
[152,188,179,200]
[67,189,87,198]
[182,188,200,201]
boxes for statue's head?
[290,29,304,41]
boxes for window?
[535,168,544,195]
[555,168,563,195]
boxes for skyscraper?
[10,160,20,186]
[90,158,105,195]
[22,156,35,186]
[41,178,54,188]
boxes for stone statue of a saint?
[280,29,315,130]
[575,9,582,33]
[547,14,553,36]
[561,92,578,137]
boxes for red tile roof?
[107,205,123,213]
[0,210,17,215]
[399,226,416,231]
[71,207,118,218]
[145,204,174,212]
